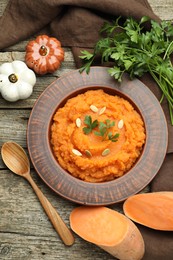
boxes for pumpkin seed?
[85,150,92,157]
[99,106,106,115]
[76,118,81,128]
[118,119,124,129]
[72,149,82,156]
[102,148,110,156]
[90,105,98,113]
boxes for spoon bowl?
[1,141,74,246]
[2,141,30,176]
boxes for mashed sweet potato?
[51,89,145,182]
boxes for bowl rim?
[27,67,168,205]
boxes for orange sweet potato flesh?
[70,206,144,260]
[123,192,173,231]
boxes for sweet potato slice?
[70,206,144,260]
[123,192,173,231]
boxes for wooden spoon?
[1,141,75,246]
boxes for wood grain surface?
[0,0,172,259]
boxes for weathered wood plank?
[0,169,75,234]
[0,233,115,260]
[149,0,173,20]
[0,169,121,260]
[0,0,8,14]
[0,109,30,147]
[0,168,123,226]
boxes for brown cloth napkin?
[0,1,173,259]
[0,0,160,50]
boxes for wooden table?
[0,1,173,259]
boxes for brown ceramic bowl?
[27,67,168,205]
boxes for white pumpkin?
[0,60,36,102]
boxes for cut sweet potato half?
[70,206,144,260]
[123,192,173,231]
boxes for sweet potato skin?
[70,206,144,260]
[123,192,173,231]
[100,216,145,260]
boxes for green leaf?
[124,17,139,31]
[164,21,173,37]
[95,38,112,53]
[140,16,150,24]
[83,127,92,135]
[124,60,133,70]
[92,119,99,129]
[127,29,138,43]
[100,17,121,35]
[105,119,115,128]
[94,119,118,142]
[79,50,94,60]
[102,48,113,62]
[83,115,98,135]
[84,115,92,125]
[98,122,107,137]
[111,52,121,60]
[79,60,93,74]
[107,67,123,81]
[140,32,152,48]
[94,131,103,136]
[108,132,113,138]
[108,132,120,142]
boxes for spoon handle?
[25,172,75,246]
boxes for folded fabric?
[0,1,172,259]
[0,0,160,50]
[138,225,173,260]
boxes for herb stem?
[149,70,173,106]
[163,40,173,60]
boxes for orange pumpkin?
[25,35,64,75]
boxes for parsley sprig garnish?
[83,116,119,142]
[83,115,99,134]
[95,119,119,142]
[79,16,173,124]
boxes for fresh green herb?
[83,115,98,134]
[108,132,120,142]
[79,50,94,74]
[94,119,119,141]
[83,116,119,142]
[79,16,173,124]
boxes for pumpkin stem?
[8,74,18,83]
[39,45,48,56]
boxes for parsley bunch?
[79,16,173,124]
